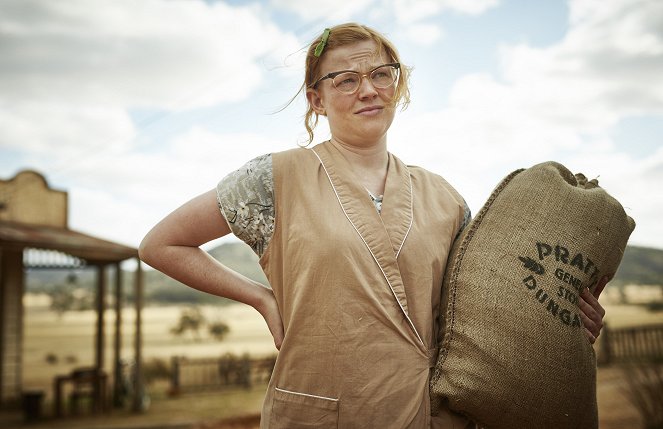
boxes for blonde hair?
[298,23,411,145]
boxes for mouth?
[355,106,383,115]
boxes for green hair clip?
[314,28,331,57]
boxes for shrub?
[624,362,663,429]
[143,358,172,385]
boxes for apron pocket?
[271,386,339,428]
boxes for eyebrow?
[328,60,387,73]
[323,62,397,77]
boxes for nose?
[357,75,378,99]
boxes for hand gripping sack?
[430,161,635,429]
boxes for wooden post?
[132,259,144,412]
[113,262,122,407]
[598,322,611,366]
[94,264,106,412]
[170,356,180,396]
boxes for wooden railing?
[169,324,663,393]
[599,323,663,365]
[169,354,276,395]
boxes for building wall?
[0,170,67,227]
[0,249,23,406]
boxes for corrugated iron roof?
[24,248,87,268]
[0,220,137,263]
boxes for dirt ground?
[195,414,261,429]
[0,364,647,429]
[14,301,659,428]
[194,365,645,429]
[597,365,645,429]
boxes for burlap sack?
[430,161,635,429]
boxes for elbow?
[138,234,158,268]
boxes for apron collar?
[311,141,422,345]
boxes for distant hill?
[197,242,663,287]
[208,242,268,285]
[139,241,267,305]
[25,241,268,306]
[613,245,663,286]
[25,243,662,305]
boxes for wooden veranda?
[0,170,145,417]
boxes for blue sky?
[1,0,661,252]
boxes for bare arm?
[139,189,283,349]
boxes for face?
[307,40,397,148]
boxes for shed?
[0,170,145,414]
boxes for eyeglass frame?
[309,62,401,94]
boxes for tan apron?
[259,141,468,428]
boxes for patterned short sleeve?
[216,154,275,257]
[455,199,472,241]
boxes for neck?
[329,138,389,196]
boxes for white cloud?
[271,0,497,23]
[2,0,661,252]
[394,0,498,22]
[0,0,302,244]
[0,0,300,109]
[390,0,498,45]
[448,0,499,15]
[33,124,296,248]
[403,23,445,45]
[499,0,663,123]
[0,102,135,158]
[390,0,663,248]
[571,146,663,250]
[269,0,495,47]
[0,1,306,252]
[270,0,377,21]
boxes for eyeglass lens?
[332,65,398,93]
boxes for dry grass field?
[22,295,276,393]
[11,292,663,428]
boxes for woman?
[139,23,606,428]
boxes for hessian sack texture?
[430,161,636,429]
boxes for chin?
[361,122,393,138]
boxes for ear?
[306,87,326,116]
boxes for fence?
[170,354,276,395]
[169,323,663,392]
[599,323,663,365]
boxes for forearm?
[139,189,283,348]
[143,243,270,310]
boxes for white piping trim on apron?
[395,174,413,259]
[275,387,339,402]
[312,149,424,346]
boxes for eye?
[333,73,360,89]
[370,66,398,88]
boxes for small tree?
[49,285,75,318]
[170,307,206,341]
[208,320,231,341]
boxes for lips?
[355,105,383,114]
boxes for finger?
[273,325,284,350]
[270,323,284,351]
[579,309,598,336]
[579,294,604,337]
[592,276,610,299]
[582,288,606,318]
[584,328,596,344]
